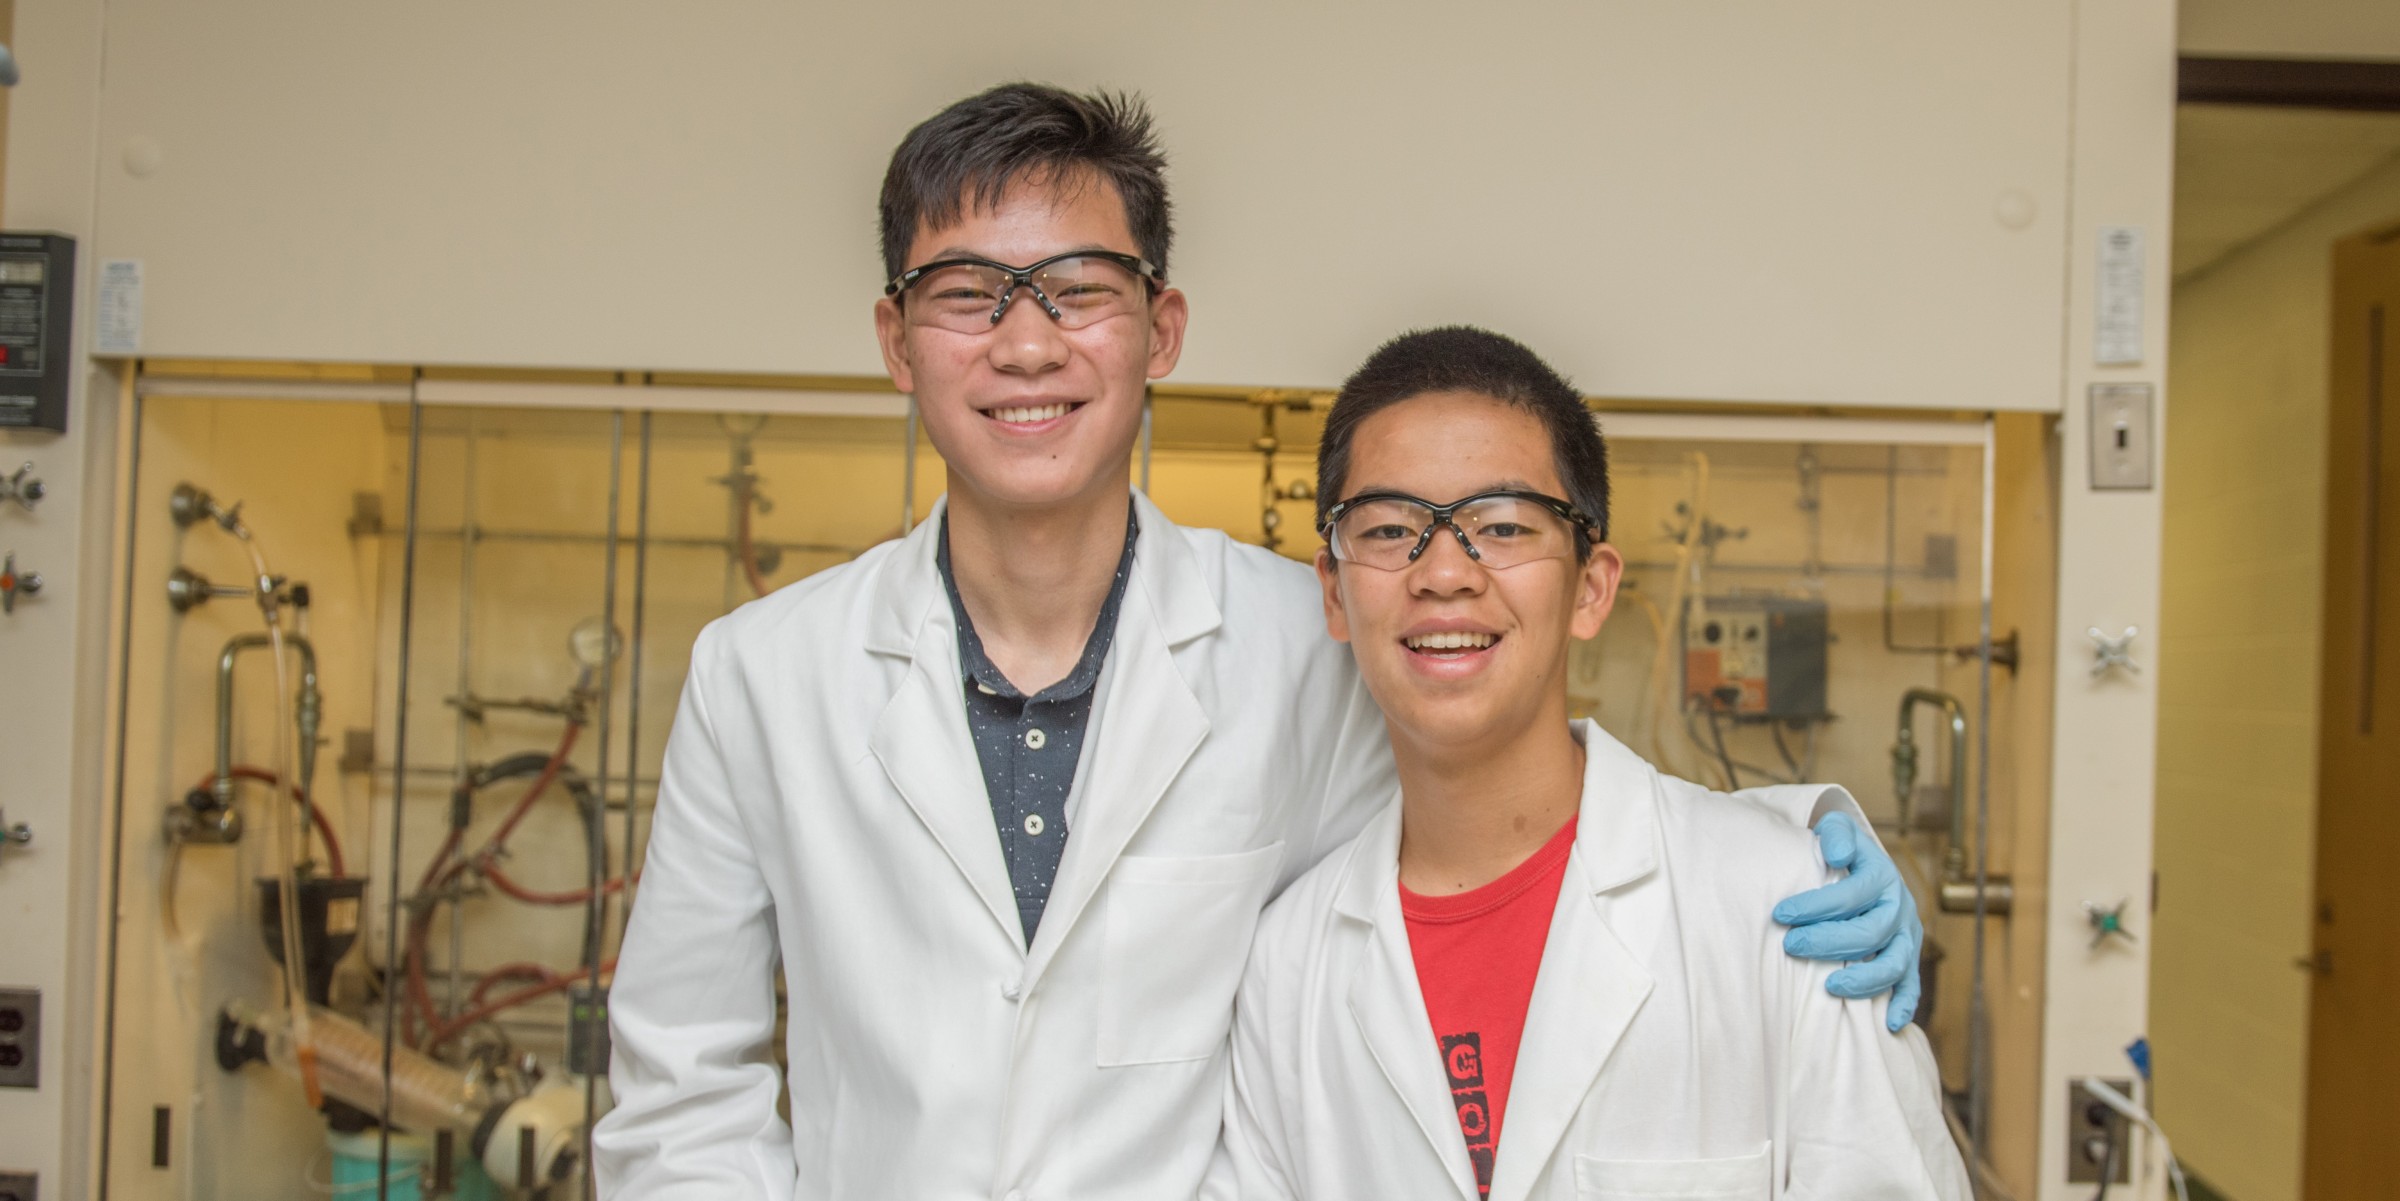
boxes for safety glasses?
[885,250,1163,332]
[1319,489,1594,571]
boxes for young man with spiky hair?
[1213,327,1969,1200]
[595,86,1922,1200]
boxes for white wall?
[2153,149,2400,1201]
[85,1,2077,409]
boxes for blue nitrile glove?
[1771,812,1925,1032]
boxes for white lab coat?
[1213,721,1970,1201]
[595,493,1862,1201]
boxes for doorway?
[2304,223,2400,1201]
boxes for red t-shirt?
[1399,817,1578,1198]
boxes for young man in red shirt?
[1216,327,1969,1200]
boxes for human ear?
[1569,542,1624,641]
[1316,548,1352,644]
[873,296,916,395]
[1144,287,1189,381]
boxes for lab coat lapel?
[1337,807,1484,1201]
[1486,723,1660,1201]
[866,504,1025,951]
[1022,494,1218,983]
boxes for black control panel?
[0,233,74,434]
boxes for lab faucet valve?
[0,552,42,613]
[0,809,30,853]
[2084,898,2138,950]
[0,463,42,512]
[2088,626,2140,678]
[169,482,250,538]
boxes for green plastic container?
[325,1129,497,1200]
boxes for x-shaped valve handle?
[2087,626,2140,678]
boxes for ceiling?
[2173,103,2400,280]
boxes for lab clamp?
[1892,688,2013,916]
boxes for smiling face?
[1316,390,1624,758]
[873,170,1188,515]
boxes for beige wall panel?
[89,1,2071,408]
[2041,1,2175,1197]
[0,0,111,1195]
[2151,152,2400,1201]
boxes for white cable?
[2079,1079,2189,1201]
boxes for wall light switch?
[2089,382,2154,490]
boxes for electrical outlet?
[0,989,37,1089]
[0,1170,37,1201]
[2066,1078,2133,1185]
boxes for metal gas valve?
[0,463,42,512]
[0,552,41,613]
[0,809,30,855]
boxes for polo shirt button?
[1024,728,1047,750]
[1024,813,1046,836]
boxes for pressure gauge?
[568,618,623,668]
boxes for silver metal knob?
[0,809,30,849]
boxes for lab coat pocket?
[1574,1143,1772,1200]
[1098,841,1285,1067]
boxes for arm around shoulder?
[592,643,797,1200]
[1779,955,1972,1199]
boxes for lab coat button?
[1004,1191,1025,1201]
[1002,978,1023,1002]
[1024,728,1047,750]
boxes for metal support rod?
[582,411,624,1199]
[448,412,479,1023]
[360,523,866,558]
[377,398,428,1198]
[620,413,652,934]
[1968,423,1997,1160]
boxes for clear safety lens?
[906,254,1150,332]
[1329,494,1578,571]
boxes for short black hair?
[879,83,1173,281]
[1316,326,1610,553]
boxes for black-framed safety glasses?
[1319,489,1595,571]
[884,250,1163,332]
